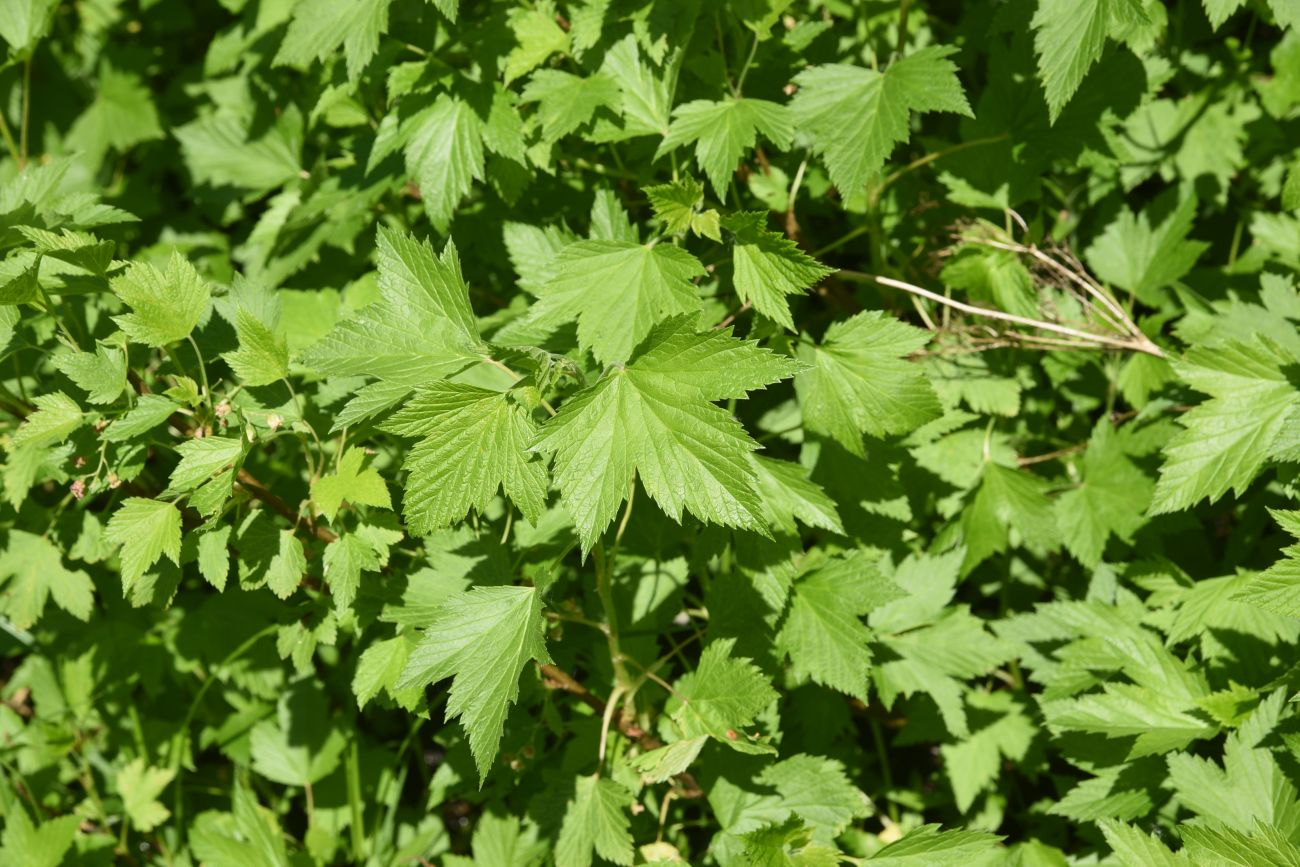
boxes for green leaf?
[404,95,485,231]
[275,0,392,81]
[962,462,1059,567]
[670,637,777,746]
[1053,421,1153,568]
[264,530,306,599]
[101,393,179,443]
[352,634,413,709]
[724,211,834,330]
[1166,691,1300,834]
[645,176,705,235]
[66,64,164,162]
[756,755,873,841]
[1032,0,1139,122]
[12,391,84,449]
[1099,819,1188,866]
[1234,510,1300,617]
[196,526,231,591]
[1181,823,1300,867]
[776,552,903,698]
[117,758,176,832]
[527,239,704,364]
[106,498,182,593]
[655,97,793,200]
[629,737,707,783]
[191,784,291,867]
[110,251,209,347]
[310,447,391,523]
[752,455,843,535]
[322,533,381,610]
[520,69,621,143]
[536,317,798,549]
[380,384,546,533]
[223,309,289,387]
[1150,338,1300,514]
[395,586,550,780]
[0,0,57,56]
[1084,193,1208,304]
[0,530,94,628]
[941,693,1037,813]
[504,4,569,84]
[52,342,126,405]
[0,812,79,867]
[166,436,245,495]
[1285,158,1300,211]
[303,226,484,386]
[864,825,1003,864]
[556,774,635,867]
[795,311,940,456]
[174,106,303,193]
[790,47,972,195]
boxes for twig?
[235,469,337,543]
[840,271,1165,357]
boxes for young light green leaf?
[520,70,621,142]
[1084,193,1207,304]
[556,774,635,867]
[223,309,288,387]
[536,318,798,549]
[264,530,306,599]
[1054,422,1153,568]
[380,384,546,533]
[52,342,126,405]
[790,47,972,195]
[275,0,392,81]
[310,447,392,523]
[302,226,484,386]
[655,97,793,200]
[1151,338,1300,514]
[12,391,84,449]
[117,758,176,832]
[777,553,903,699]
[395,586,550,780]
[724,211,834,330]
[795,311,940,456]
[106,498,182,593]
[527,239,704,364]
[670,638,777,745]
[167,436,245,495]
[404,95,485,231]
[110,251,209,347]
[0,530,95,628]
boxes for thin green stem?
[872,133,1009,207]
[20,56,31,168]
[0,108,18,166]
[734,32,760,95]
[346,739,366,860]
[186,335,211,411]
[592,543,631,693]
[868,716,899,823]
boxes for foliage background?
[2,0,1300,864]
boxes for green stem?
[186,335,211,411]
[872,133,1009,207]
[734,32,760,95]
[346,739,366,861]
[20,56,30,168]
[593,542,631,693]
[868,716,899,823]
[0,107,18,166]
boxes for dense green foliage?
[3,0,1300,864]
